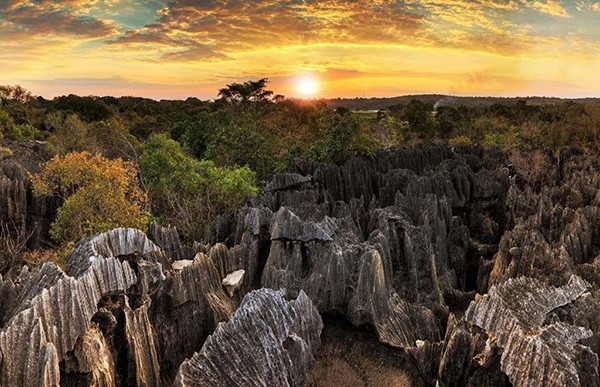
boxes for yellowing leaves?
[32,151,149,244]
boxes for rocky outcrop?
[0,256,136,386]
[174,289,322,387]
[0,150,60,272]
[221,148,506,349]
[466,275,595,387]
[0,228,168,386]
[0,227,243,386]
[3,145,600,386]
[407,276,596,387]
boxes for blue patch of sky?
[96,0,168,30]
[488,1,599,40]
[72,1,168,52]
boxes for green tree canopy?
[139,134,258,240]
[52,95,113,122]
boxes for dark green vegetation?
[1,81,600,248]
[325,94,600,111]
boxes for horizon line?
[24,92,600,102]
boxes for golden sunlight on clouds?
[523,0,570,17]
[1,0,599,99]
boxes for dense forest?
[2,82,600,386]
[1,80,600,268]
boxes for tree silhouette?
[218,78,274,103]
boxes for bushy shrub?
[0,108,15,139]
[32,152,149,244]
[140,134,258,241]
[312,110,381,163]
[448,135,472,147]
[139,133,203,195]
[205,118,285,183]
[0,107,40,141]
[509,150,552,191]
[482,133,505,148]
[45,112,138,158]
[45,113,91,154]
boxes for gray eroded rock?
[149,222,207,263]
[174,288,323,387]
[264,173,311,192]
[270,207,336,242]
[0,256,136,386]
[466,275,594,387]
[6,146,600,386]
[65,227,161,277]
[0,228,163,386]
[60,325,116,386]
[172,259,194,270]
[150,251,238,382]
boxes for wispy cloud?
[522,0,570,17]
[108,0,424,60]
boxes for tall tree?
[0,85,34,104]
[218,78,273,104]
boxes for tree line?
[1,81,600,261]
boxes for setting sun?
[295,76,320,97]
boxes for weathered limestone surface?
[466,275,595,387]
[0,256,136,386]
[207,147,508,349]
[60,325,116,386]
[174,288,323,387]
[3,146,600,386]
[0,149,61,270]
[0,227,238,386]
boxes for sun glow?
[295,76,320,97]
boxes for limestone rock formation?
[174,288,323,387]
[226,147,508,349]
[2,145,600,386]
[0,227,242,386]
[0,154,60,272]
[0,255,136,386]
[466,275,595,387]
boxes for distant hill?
[321,95,600,110]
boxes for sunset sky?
[1,0,599,99]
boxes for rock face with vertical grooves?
[0,256,137,386]
[3,145,600,386]
[0,225,250,386]
[0,227,172,386]
[232,147,508,348]
[174,288,323,387]
[0,153,61,271]
[465,275,595,387]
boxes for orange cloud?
[108,0,425,60]
[1,0,599,99]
